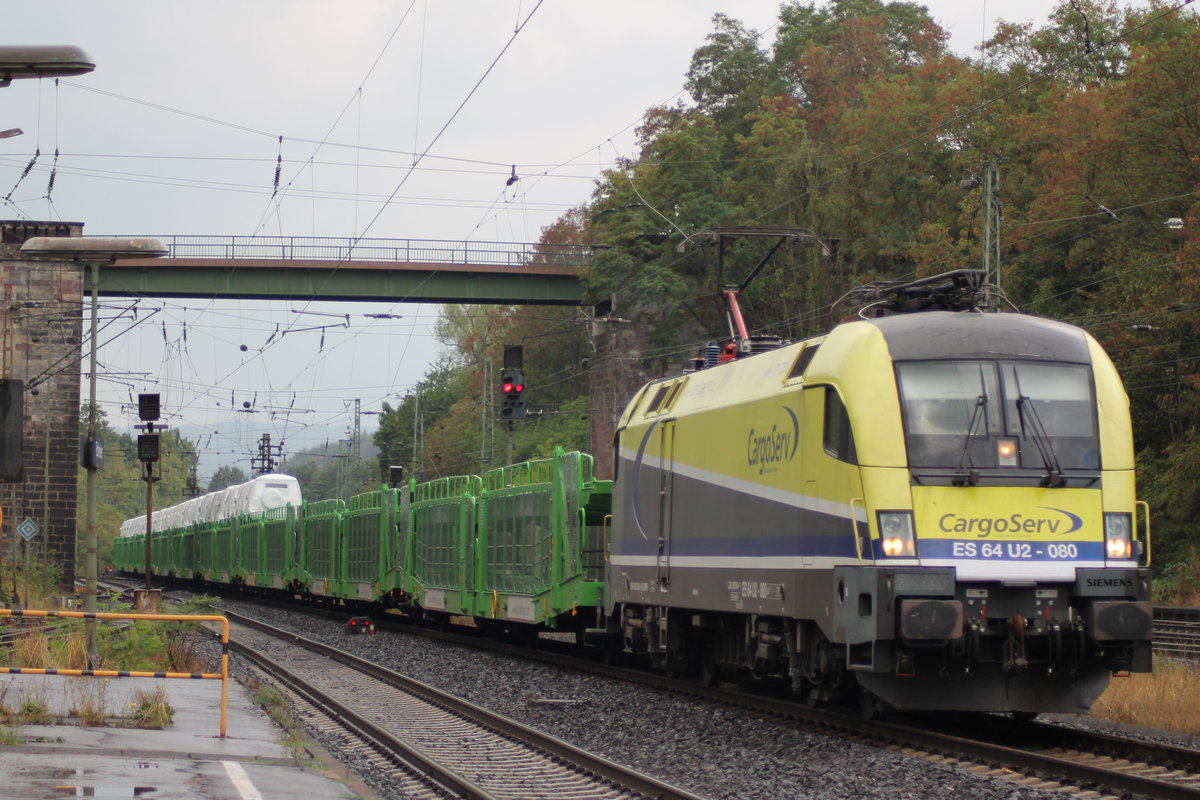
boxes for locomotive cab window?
[896,360,1100,471]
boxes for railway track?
[221,609,708,800]
[1154,606,1200,660]
[233,599,1200,800]
[868,714,1200,800]
[223,597,1200,800]
[101,579,1200,799]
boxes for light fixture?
[0,45,95,87]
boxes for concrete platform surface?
[0,673,371,799]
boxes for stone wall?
[0,221,84,591]
[588,292,658,480]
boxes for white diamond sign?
[17,518,39,541]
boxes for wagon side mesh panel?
[481,464,553,596]
[240,518,263,574]
[412,476,479,590]
[304,499,345,580]
[345,489,387,583]
[213,521,235,574]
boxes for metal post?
[982,160,1002,306]
[480,359,493,466]
[412,384,422,482]
[144,460,154,590]
[22,535,29,610]
[85,259,99,663]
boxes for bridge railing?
[121,235,595,268]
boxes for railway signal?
[500,344,527,420]
[500,370,526,419]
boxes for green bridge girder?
[99,257,586,305]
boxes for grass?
[130,686,174,729]
[16,692,52,725]
[1090,659,1200,735]
[249,679,308,763]
[69,678,109,727]
[0,596,218,730]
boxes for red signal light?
[514,383,524,393]
[502,381,514,393]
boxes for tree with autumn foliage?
[374,0,1200,591]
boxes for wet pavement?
[0,673,376,799]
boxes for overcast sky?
[1,1,1153,479]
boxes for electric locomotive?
[606,271,1152,714]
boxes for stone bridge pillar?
[0,220,84,593]
[588,292,658,481]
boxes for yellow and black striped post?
[0,609,230,737]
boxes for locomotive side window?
[644,384,671,415]
[786,343,821,381]
[660,377,688,412]
[823,387,857,464]
[643,378,688,416]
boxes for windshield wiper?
[1016,395,1066,488]
[953,393,987,487]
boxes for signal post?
[135,393,163,612]
[500,345,526,464]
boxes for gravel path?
[217,600,1072,800]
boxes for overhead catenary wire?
[4,3,1193,475]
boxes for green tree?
[207,464,247,491]
[77,406,199,570]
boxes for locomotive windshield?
[897,360,1099,471]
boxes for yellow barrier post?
[0,609,229,737]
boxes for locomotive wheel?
[699,649,721,687]
[602,635,622,666]
[858,688,887,720]
[665,652,689,680]
[602,613,623,665]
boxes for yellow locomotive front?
[835,311,1152,713]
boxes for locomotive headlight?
[996,438,1018,467]
[878,511,916,557]
[1104,512,1134,560]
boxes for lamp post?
[0,45,95,87]
[20,237,167,662]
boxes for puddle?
[8,769,155,797]
[9,767,78,779]
[51,787,156,797]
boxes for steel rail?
[233,599,1200,800]
[228,632,501,800]
[224,609,710,800]
[104,580,1200,800]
